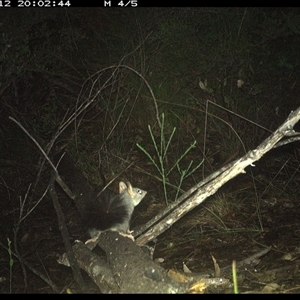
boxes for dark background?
[1,7,300,293]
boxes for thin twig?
[9,117,57,172]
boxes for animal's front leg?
[119,229,135,241]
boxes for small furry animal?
[85,181,147,242]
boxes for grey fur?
[87,181,147,239]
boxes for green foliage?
[232,260,239,294]
[6,238,14,294]
[137,113,203,205]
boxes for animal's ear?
[119,181,127,193]
[126,181,134,197]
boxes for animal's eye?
[137,189,142,194]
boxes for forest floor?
[1,144,300,294]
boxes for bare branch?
[135,107,300,245]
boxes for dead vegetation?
[1,8,300,294]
